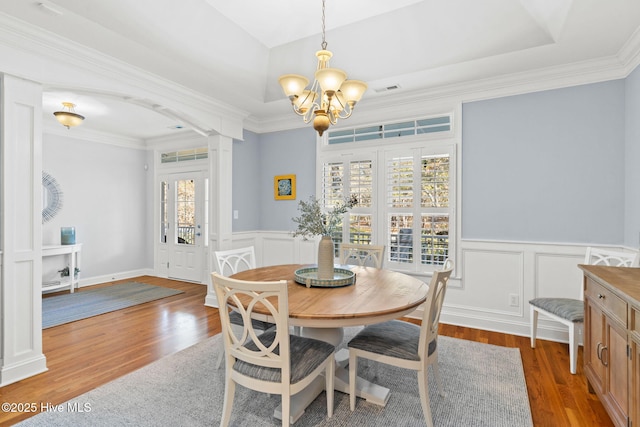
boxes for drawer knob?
[597,294,605,299]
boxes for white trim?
[210,233,635,346]
[0,13,248,139]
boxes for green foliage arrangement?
[292,195,357,239]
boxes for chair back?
[211,272,291,379]
[585,247,639,267]
[215,246,256,276]
[579,248,638,300]
[339,243,385,268]
[418,260,454,359]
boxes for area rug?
[17,328,533,426]
[42,282,184,329]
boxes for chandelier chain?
[321,0,327,50]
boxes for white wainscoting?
[447,240,591,343]
[205,232,636,345]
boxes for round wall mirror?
[42,171,63,223]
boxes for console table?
[42,243,82,293]
[579,264,640,427]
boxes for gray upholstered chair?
[339,243,385,268]
[529,247,639,374]
[347,260,454,427]
[211,272,335,427]
[214,246,274,368]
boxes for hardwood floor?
[0,276,613,427]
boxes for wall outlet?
[509,294,519,307]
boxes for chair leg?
[325,358,335,418]
[569,322,578,375]
[431,354,446,397]
[417,367,435,427]
[220,378,235,427]
[215,346,225,369]
[282,395,290,427]
[530,305,538,348]
[349,351,357,411]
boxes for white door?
[161,172,207,282]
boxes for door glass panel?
[204,178,209,247]
[160,181,168,243]
[176,179,195,245]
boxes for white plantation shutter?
[321,158,375,248]
[386,150,452,270]
[318,110,457,273]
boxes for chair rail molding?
[215,232,633,344]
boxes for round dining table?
[230,263,429,422]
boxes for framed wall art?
[274,174,296,200]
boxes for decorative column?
[205,134,233,308]
[0,74,46,385]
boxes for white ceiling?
[2,0,640,141]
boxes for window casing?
[317,114,457,274]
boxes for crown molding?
[618,25,640,76]
[3,11,639,138]
[247,49,638,135]
[0,12,249,137]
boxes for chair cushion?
[233,331,335,384]
[529,298,584,322]
[348,320,437,361]
[228,310,274,331]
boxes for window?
[327,115,452,145]
[386,151,451,270]
[321,159,374,254]
[160,147,208,164]
[318,113,457,273]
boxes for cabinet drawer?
[585,278,627,327]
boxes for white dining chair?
[347,260,454,427]
[529,247,639,374]
[211,272,335,427]
[213,246,274,368]
[339,243,385,268]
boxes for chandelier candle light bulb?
[278,0,367,136]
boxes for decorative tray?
[294,267,356,288]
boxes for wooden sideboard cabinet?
[632,306,640,427]
[580,265,640,427]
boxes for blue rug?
[42,282,184,328]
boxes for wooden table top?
[230,264,429,328]
[579,264,640,308]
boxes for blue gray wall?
[43,134,151,278]
[234,75,640,247]
[232,127,316,232]
[232,130,261,231]
[625,66,640,249]
[462,81,626,244]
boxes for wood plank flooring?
[0,276,613,426]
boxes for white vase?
[317,235,335,280]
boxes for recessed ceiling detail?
[3,0,639,139]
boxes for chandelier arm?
[335,109,354,120]
[328,109,338,125]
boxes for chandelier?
[278,0,367,136]
[53,102,85,129]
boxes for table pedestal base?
[273,328,391,424]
